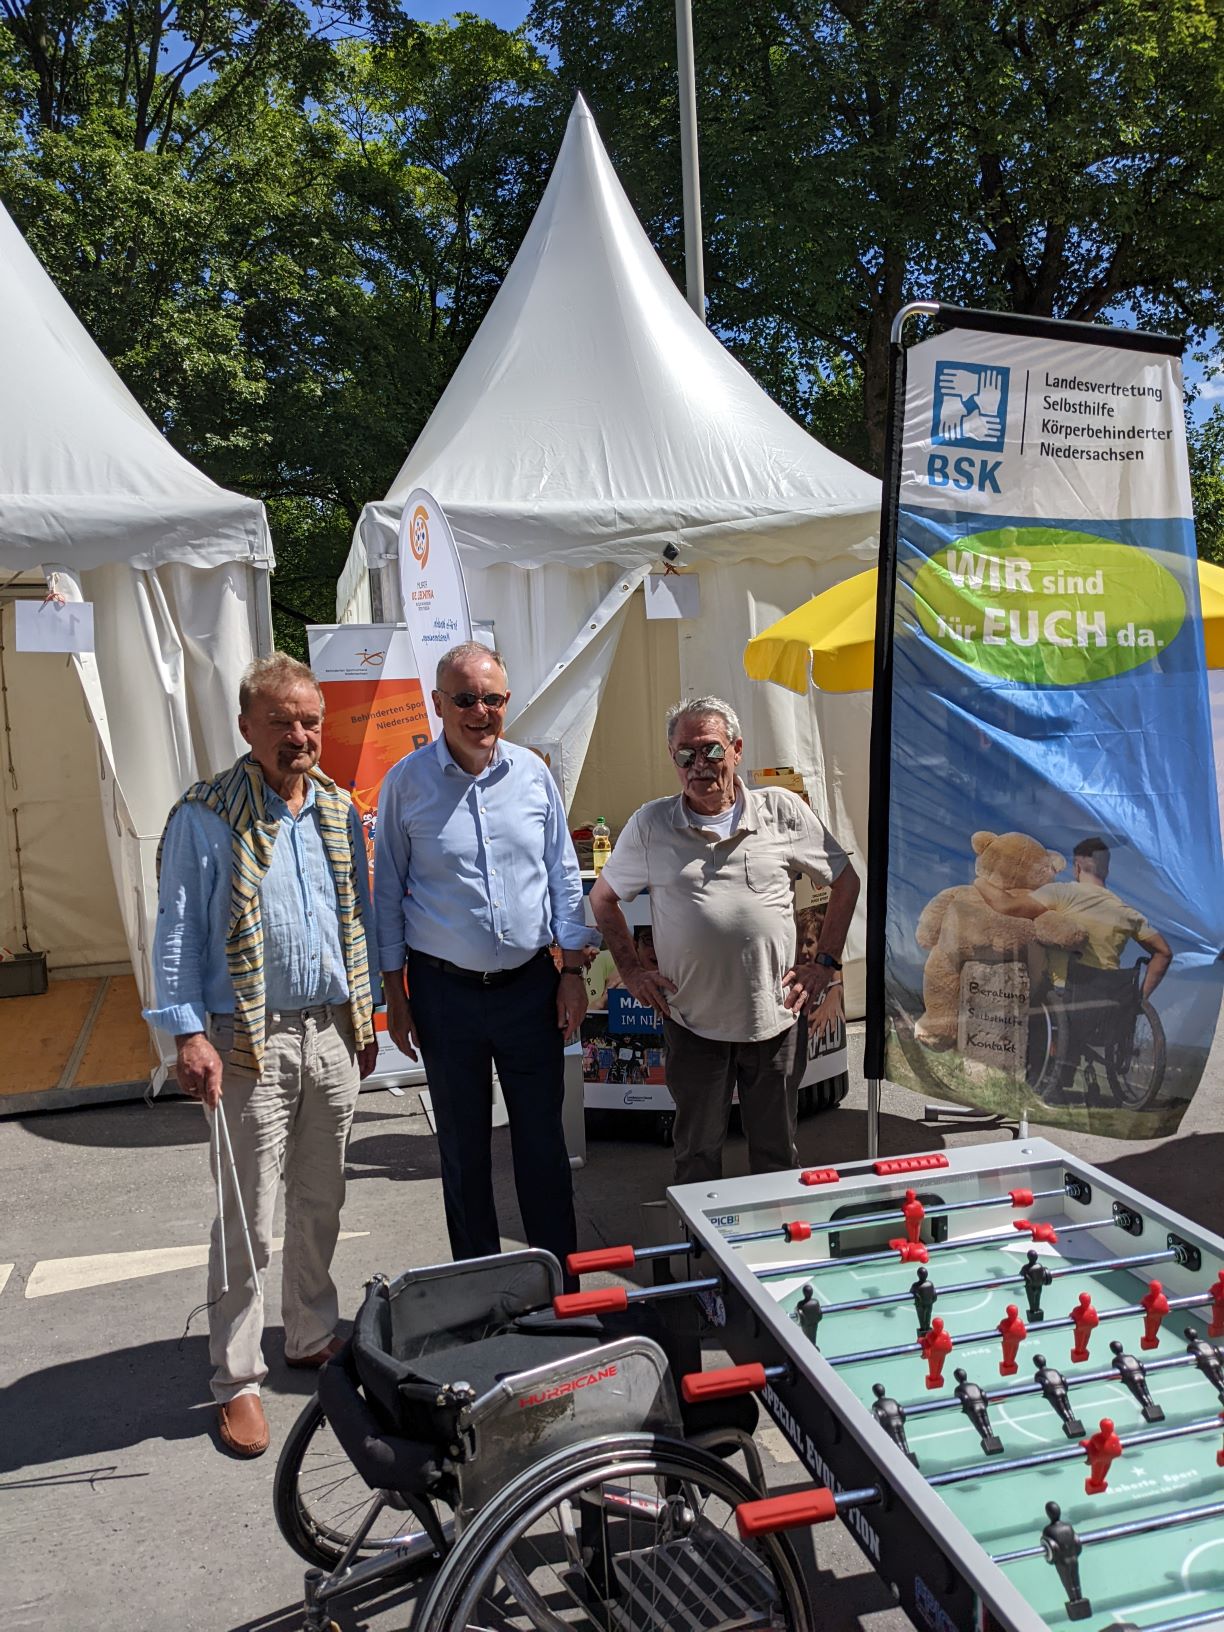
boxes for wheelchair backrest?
[455,1333,683,1516]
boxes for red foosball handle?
[566,1246,637,1275]
[553,1287,629,1318]
[681,1363,767,1404]
[1009,1188,1034,1207]
[736,1489,838,1538]
[800,1168,840,1187]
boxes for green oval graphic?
[912,527,1186,684]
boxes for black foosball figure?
[871,1381,918,1465]
[1109,1340,1165,1423]
[1040,1500,1091,1621]
[1185,1326,1224,1404]
[1020,1248,1054,1321]
[1034,1354,1086,1439]
[952,1367,1003,1454]
[911,1266,938,1337]
[793,1284,823,1345]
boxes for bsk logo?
[930,361,1009,452]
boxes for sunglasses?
[672,742,728,769]
[440,690,509,711]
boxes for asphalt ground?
[2,1024,1221,1632]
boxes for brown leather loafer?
[217,1393,270,1457]
[285,1335,344,1370]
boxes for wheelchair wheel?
[1028,992,1074,1103]
[413,1432,810,1632]
[274,1395,438,1570]
[1105,1000,1167,1110]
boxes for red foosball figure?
[1080,1417,1122,1494]
[1209,1270,1224,1340]
[1217,1410,1224,1470]
[902,1188,926,1246]
[1069,1292,1099,1363]
[920,1317,953,1389]
[890,1238,929,1265]
[1140,1280,1170,1351]
[997,1304,1027,1376]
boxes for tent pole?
[253,565,275,658]
[675,0,706,322]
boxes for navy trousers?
[408,949,577,1276]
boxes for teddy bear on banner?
[913,831,1087,1049]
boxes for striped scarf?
[157,755,374,1070]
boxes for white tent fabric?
[0,200,272,1086]
[338,96,881,1008]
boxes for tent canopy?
[341,94,878,611]
[0,199,272,1100]
[0,202,271,574]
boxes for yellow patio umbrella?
[744,559,1224,693]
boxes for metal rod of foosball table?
[731,1185,1065,1245]
[1103,1610,1224,1632]
[991,1497,1224,1563]
[828,1293,1209,1367]
[757,1217,1106,1282]
[902,1351,1193,1417]
[819,1247,1179,1316]
[928,1414,1223,1488]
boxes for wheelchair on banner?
[1027,954,1167,1111]
[274,1249,810,1632]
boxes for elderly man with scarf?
[146,653,377,1458]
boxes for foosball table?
[563,1139,1224,1632]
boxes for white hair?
[665,696,742,743]
[436,641,508,688]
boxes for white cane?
[214,1100,260,1289]
[210,1107,228,1295]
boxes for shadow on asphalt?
[17,1097,208,1149]
[1097,1132,1224,1234]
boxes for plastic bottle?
[591,816,612,873]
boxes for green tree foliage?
[532,0,1224,482]
[1189,406,1224,566]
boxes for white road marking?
[0,1264,12,1298]
[24,1231,369,1298]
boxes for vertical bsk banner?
[398,487,473,734]
[874,311,1222,1137]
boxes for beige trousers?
[206,1006,359,1403]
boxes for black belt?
[414,947,550,987]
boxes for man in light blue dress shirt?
[147,654,377,1459]
[374,642,588,1274]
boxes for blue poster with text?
[883,328,1223,1136]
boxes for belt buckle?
[481,969,493,987]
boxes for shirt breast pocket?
[743,850,775,894]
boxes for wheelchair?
[274,1249,811,1631]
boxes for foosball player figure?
[1020,1249,1053,1322]
[794,1284,822,1345]
[997,1304,1027,1376]
[1209,1269,1224,1339]
[902,1187,925,1246]
[1184,1327,1224,1404]
[890,1237,929,1264]
[920,1316,953,1389]
[1108,1340,1164,1423]
[1140,1280,1169,1351]
[911,1266,937,1337]
[1217,1409,1224,1470]
[953,1368,1003,1455]
[871,1381,918,1466]
[1040,1500,1091,1621]
[1069,1292,1099,1363]
[1080,1417,1122,1494]
[1034,1354,1086,1438]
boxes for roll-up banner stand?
[397,486,473,736]
[865,306,1223,1144]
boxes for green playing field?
[767,1231,1224,1631]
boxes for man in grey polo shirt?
[590,696,859,1182]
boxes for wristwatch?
[560,966,586,976]
[814,951,842,970]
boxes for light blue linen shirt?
[373,735,587,974]
[145,780,372,1037]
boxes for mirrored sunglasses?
[441,690,509,710]
[673,741,728,768]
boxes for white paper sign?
[15,598,94,653]
[644,573,700,620]
[397,488,473,735]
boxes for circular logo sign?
[410,505,430,568]
[912,526,1187,685]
